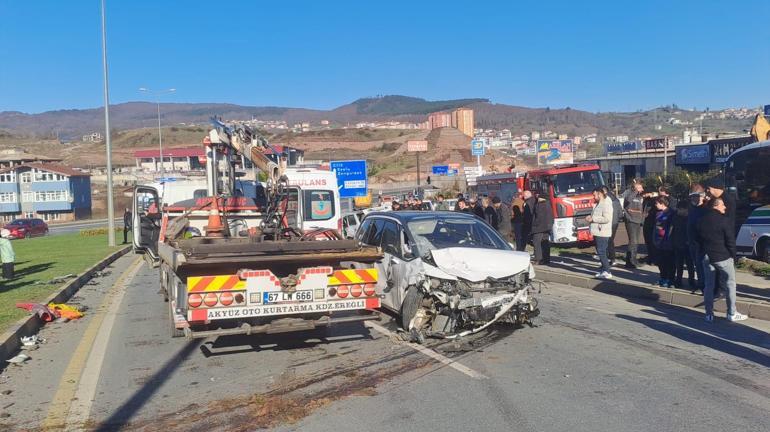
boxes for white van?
[284,168,342,233]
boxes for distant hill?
[0,96,755,140]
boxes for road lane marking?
[42,257,143,431]
[365,321,488,380]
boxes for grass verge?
[0,233,124,332]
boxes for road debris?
[6,354,30,365]
[48,274,76,285]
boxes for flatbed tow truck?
[133,119,382,338]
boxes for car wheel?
[761,239,770,264]
[400,285,423,330]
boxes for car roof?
[363,210,479,223]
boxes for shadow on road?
[200,322,375,357]
[94,339,201,432]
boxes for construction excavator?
[750,112,770,141]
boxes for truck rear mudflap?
[180,266,380,338]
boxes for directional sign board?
[471,139,485,156]
[330,160,368,198]
[407,140,428,152]
[432,165,449,175]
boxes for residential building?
[134,147,206,172]
[82,132,103,142]
[428,112,452,129]
[451,108,474,137]
[0,149,62,169]
[0,162,91,223]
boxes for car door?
[132,186,161,260]
[379,219,412,313]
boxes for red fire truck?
[525,163,605,244]
[473,164,605,244]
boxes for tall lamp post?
[100,0,115,247]
[139,87,176,178]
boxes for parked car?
[3,218,49,239]
[351,211,539,342]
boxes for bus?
[724,140,770,261]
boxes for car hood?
[427,247,533,283]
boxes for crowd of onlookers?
[389,175,746,323]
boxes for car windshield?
[552,170,604,196]
[406,216,510,257]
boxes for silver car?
[351,211,539,342]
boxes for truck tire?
[760,239,770,264]
[400,285,422,330]
[168,302,184,338]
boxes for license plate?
[263,290,313,304]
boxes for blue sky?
[1,0,768,114]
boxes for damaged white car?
[351,211,539,342]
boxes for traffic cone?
[204,196,225,237]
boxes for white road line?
[64,258,144,429]
[365,321,488,380]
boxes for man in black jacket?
[122,208,132,244]
[520,190,535,252]
[705,177,736,228]
[483,197,498,229]
[696,197,747,323]
[622,180,645,268]
[531,195,554,264]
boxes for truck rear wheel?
[168,302,184,338]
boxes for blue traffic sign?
[471,139,485,156]
[330,160,368,198]
[432,165,449,175]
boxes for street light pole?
[100,0,116,247]
[139,87,175,179]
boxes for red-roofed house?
[0,163,91,223]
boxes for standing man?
[622,179,645,268]
[520,190,535,252]
[687,185,707,293]
[0,229,15,280]
[482,197,499,229]
[493,196,513,242]
[471,197,485,219]
[696,197,747,323]
[512,193,525,251]
[602,185,622,266]
[455,198,472,213]
[434,194,449,211]
[123,207,133,244]
[587,187,613,279]
[705,178,736,228]
[531,193,554,265]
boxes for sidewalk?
[551,251,770,303]
[533,250,770,321]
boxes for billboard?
[447,163,460,176]
[471,139,485,156]
[330,160,368,198]
[606,141,639,154]
[537,139,574,165]
[643,138,666,150]
[675,144,711,165]
[710,136,755,163]
[407,140,428,152]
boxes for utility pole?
[416,151,421,194]
[663,138,669,179]
[100,0,115,247]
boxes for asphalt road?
[47,218,124,236]
[1,255,769,431]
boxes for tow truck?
[132,119,382,338]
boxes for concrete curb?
[535,267,770,321]
[0,246,132,363]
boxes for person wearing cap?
[696,197,747,323]
[705,177,736,228]
[0,229,15,280]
